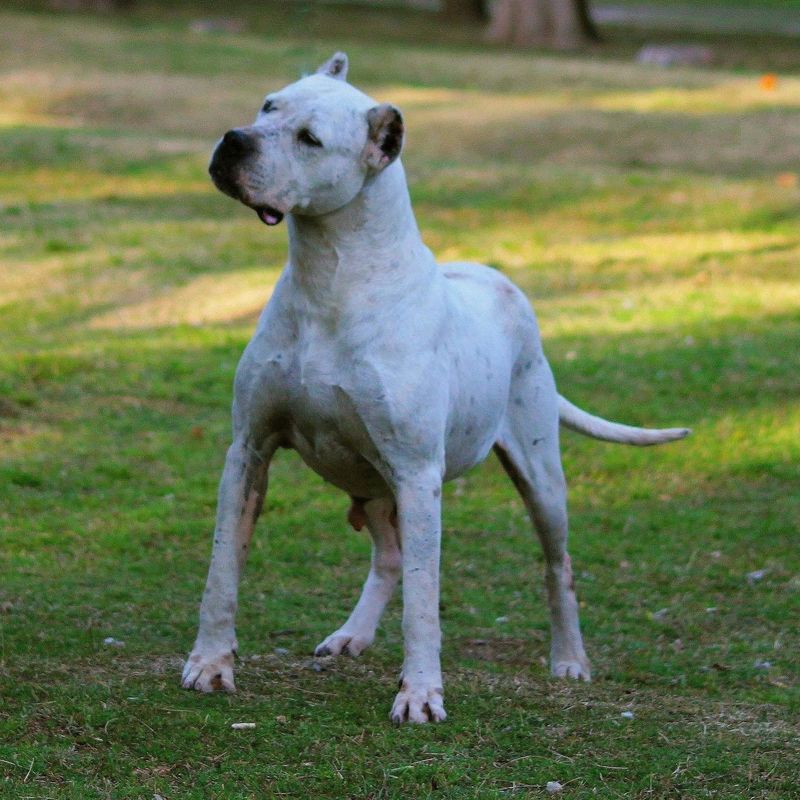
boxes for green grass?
[611,0,800,10]
[1,4,799,798]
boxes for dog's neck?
[286,161,436,318]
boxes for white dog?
[182,53,689,723]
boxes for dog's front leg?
[182,436,273,692]
[390,469,447,724]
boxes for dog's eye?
[261,100,274,113]
[297,128,323,148]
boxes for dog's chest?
[280,344,390,497]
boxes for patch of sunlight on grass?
[0,108,74,128]
[0,71,78,128]
[0,67,260,138]
[668,403,800,483]
[383,75,800,125]
[536,276,800,338]
[591,76,800,115]
[375,84,572,113]
[95,219,288,281]
[0,168,209,203]
[0,250,129,306]
[546,230,798,270]
[428,215,799,279]
[419,176,800,270]
[406,93,800,171]
[87,267,280,329]
[0,231,24,253]
[709,403,800,459]
[406,99,575,154]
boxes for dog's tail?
[558,395,691,446]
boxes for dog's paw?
[314,630,373,658]
[552,658,591,682]
[181,649,236,693]
[390,681,447,724]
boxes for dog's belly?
[289,422,497,498]
[285,389,502,499]
[288,423,390,499]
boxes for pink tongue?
[257,208,283,226]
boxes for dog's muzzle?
[209,129,285,226]
[209,129,256,196]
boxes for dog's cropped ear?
[364,104,404,171]
[316,52,349,81]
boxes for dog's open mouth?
[255,206,284,226]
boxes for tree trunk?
[487,0,597,49]
[576,0,602,42]
[442,0,488,22]
[550,0,584,49]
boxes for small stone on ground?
[637,44,714,67]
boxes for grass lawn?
[607,0,800,12]
[1,3,798,798]
[611,0,800,10]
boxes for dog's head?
[209,53,404,226]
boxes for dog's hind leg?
[315,497,401,658]
[494,363,591,682]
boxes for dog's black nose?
[221,128,255,155]
[209,128,260,198]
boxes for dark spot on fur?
[531,437,544,446]
[497,282,516,301]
